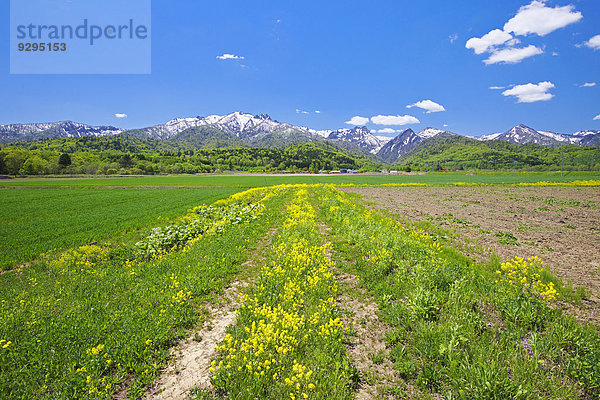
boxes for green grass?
[0,187,239,269]
[2,183,599,399]
[0,188,285,398]
[319,187,600,399]
[1,171,599,188]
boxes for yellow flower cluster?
[86,343,105,356]
[51,245,109,275]
[452,182,478,186]
[334,180,600,188]
[168,274,192,306]
[496,256,558,300]
[283,188,314,228]
[517,180,600,187]
[211,186,344,398]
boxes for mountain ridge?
[1,113,599,163]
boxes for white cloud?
[484,45,543,64]
[466,29,513,54]
[466,1,582,65]
[503,1,582,37]
[115,113,127,118]
[345,116,369,125]
[216,53,245,60]
[502,81,555,103]
[581,82,596,88]
[377,128,398,134]
[443,124,449,127]
[449,34,458,44]
[314,110,321,114]
[584,35,600,50]
[295,109,309,114]
[371,115,420,126]
[552,51,559,56]
[594,114,600,121]
[489,86,505,90]
[406,99,446,113]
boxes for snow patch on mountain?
[416,128,446,139]
[375,135,393,144]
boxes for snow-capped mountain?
[141,112,302,140]
[476,124,598,146]
[574,130,600,137]
[537,131,580,144]
[573,130,600,147]
[323,126,384,154]
[376,129,418,163]
[0,121,123,143]
[376,127,453,163]
[141,112,388,153]
[2,113,599,162]
[144,116,455,161]
[479,125,555,145]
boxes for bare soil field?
[345,186,600,322]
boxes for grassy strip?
[318,185,600,399]
[2,171,599,188]
[0,187,239,269]
[0,187,285,399]
[204,185,357,399]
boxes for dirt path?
[145,228,278,400]
[146,282,245,399]
[336,272,400,399]
[318,223,402,399]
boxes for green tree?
[58,153,72,167]
[119,154,134,168]
[19,156,49,175]
[3,151,27,175]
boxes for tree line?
[0,143,377,176]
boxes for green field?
[0,184,598,399]
[0,187,238,269]
[2,171,599,269]
[1,171,599,188]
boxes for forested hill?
[397,135,600,171]
[2,132,599,176]
[0,140,378,176]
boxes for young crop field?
[1,181,599,399]
[0,187,239,269]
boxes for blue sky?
[1,0,599,137]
